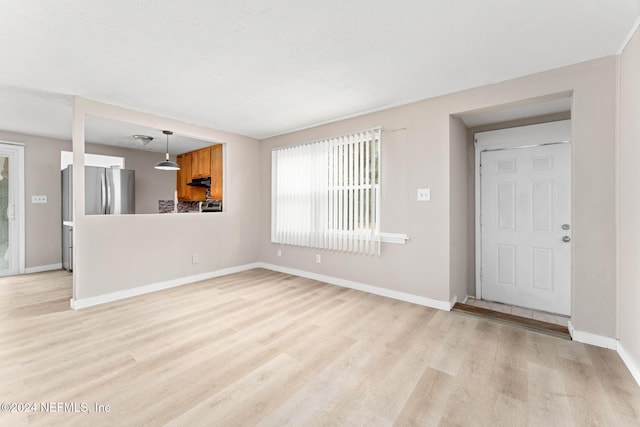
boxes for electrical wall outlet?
[32,195,47,204]
[277,249,282,257]
[417,188,431,202]
[315,254,321,263]
[192,254,199,264]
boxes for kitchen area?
[49,97,260,308]
[163,143,223,213]
[61,116,225,272]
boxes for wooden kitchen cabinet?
[176,144,223,202]
[176,152,204,201]
[176,153,193,201]
[210,144,223,199]
[191,147,211,179]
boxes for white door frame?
[0,141,25,276]
[474,120,571,304]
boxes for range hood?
[187,177,211,188]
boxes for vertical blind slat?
[364,134,370,254]
[354,135,360,253]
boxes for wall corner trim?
[257,262,452,311]
[25,263,63,274]
[69,262,261,309]
[449,295,458,310]
[618,342,640,387]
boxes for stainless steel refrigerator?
[61,165,135,271]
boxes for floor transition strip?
[452,302,572,340]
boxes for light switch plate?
[32,195,47,204]
[417,188,431,201]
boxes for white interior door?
[480,142,571,315]
[0,142,25,277]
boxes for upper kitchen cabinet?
[210,144,223,200]
[191,147,211,178]
[177,153,193,201]
[177,152,206,201]
[176,144,223,202]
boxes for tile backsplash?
[178,201,200,213]
[158,200,201,213]
[158,200,174,213]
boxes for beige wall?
[72,98,260,301]
[259,56,618,338]
[619,27,640,372]
[0,130,183,270]
[0,131,69,269]
[260,102,453,302]
[449,116,470,301]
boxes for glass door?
[0,143,24,277]
[0,156,9,271]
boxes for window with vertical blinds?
[271,127,381,255]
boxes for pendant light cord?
[166,133,170,160]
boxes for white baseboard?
[564,322,640,387]
[25,263,63,274]
[70,263,260,310]
[567,321,618,349]
[618,342,640,387]
[449,294,458,309]
[256,262,453,311]
[69,261,452,312]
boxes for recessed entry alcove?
[449,94,573,319]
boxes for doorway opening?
[0,141,25,277]
[452,94,573,319]
[475,122,572,316]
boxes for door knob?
[562,236,571,243]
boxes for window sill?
[378,232,410,244]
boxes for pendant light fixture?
[155,130,180,170]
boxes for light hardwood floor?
[1,269,639,426]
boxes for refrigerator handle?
[101,171,107,214]
[106,170,112,214]
[69,227,73,272]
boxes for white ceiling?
[0,1,638,152]
[85,116,219,155]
